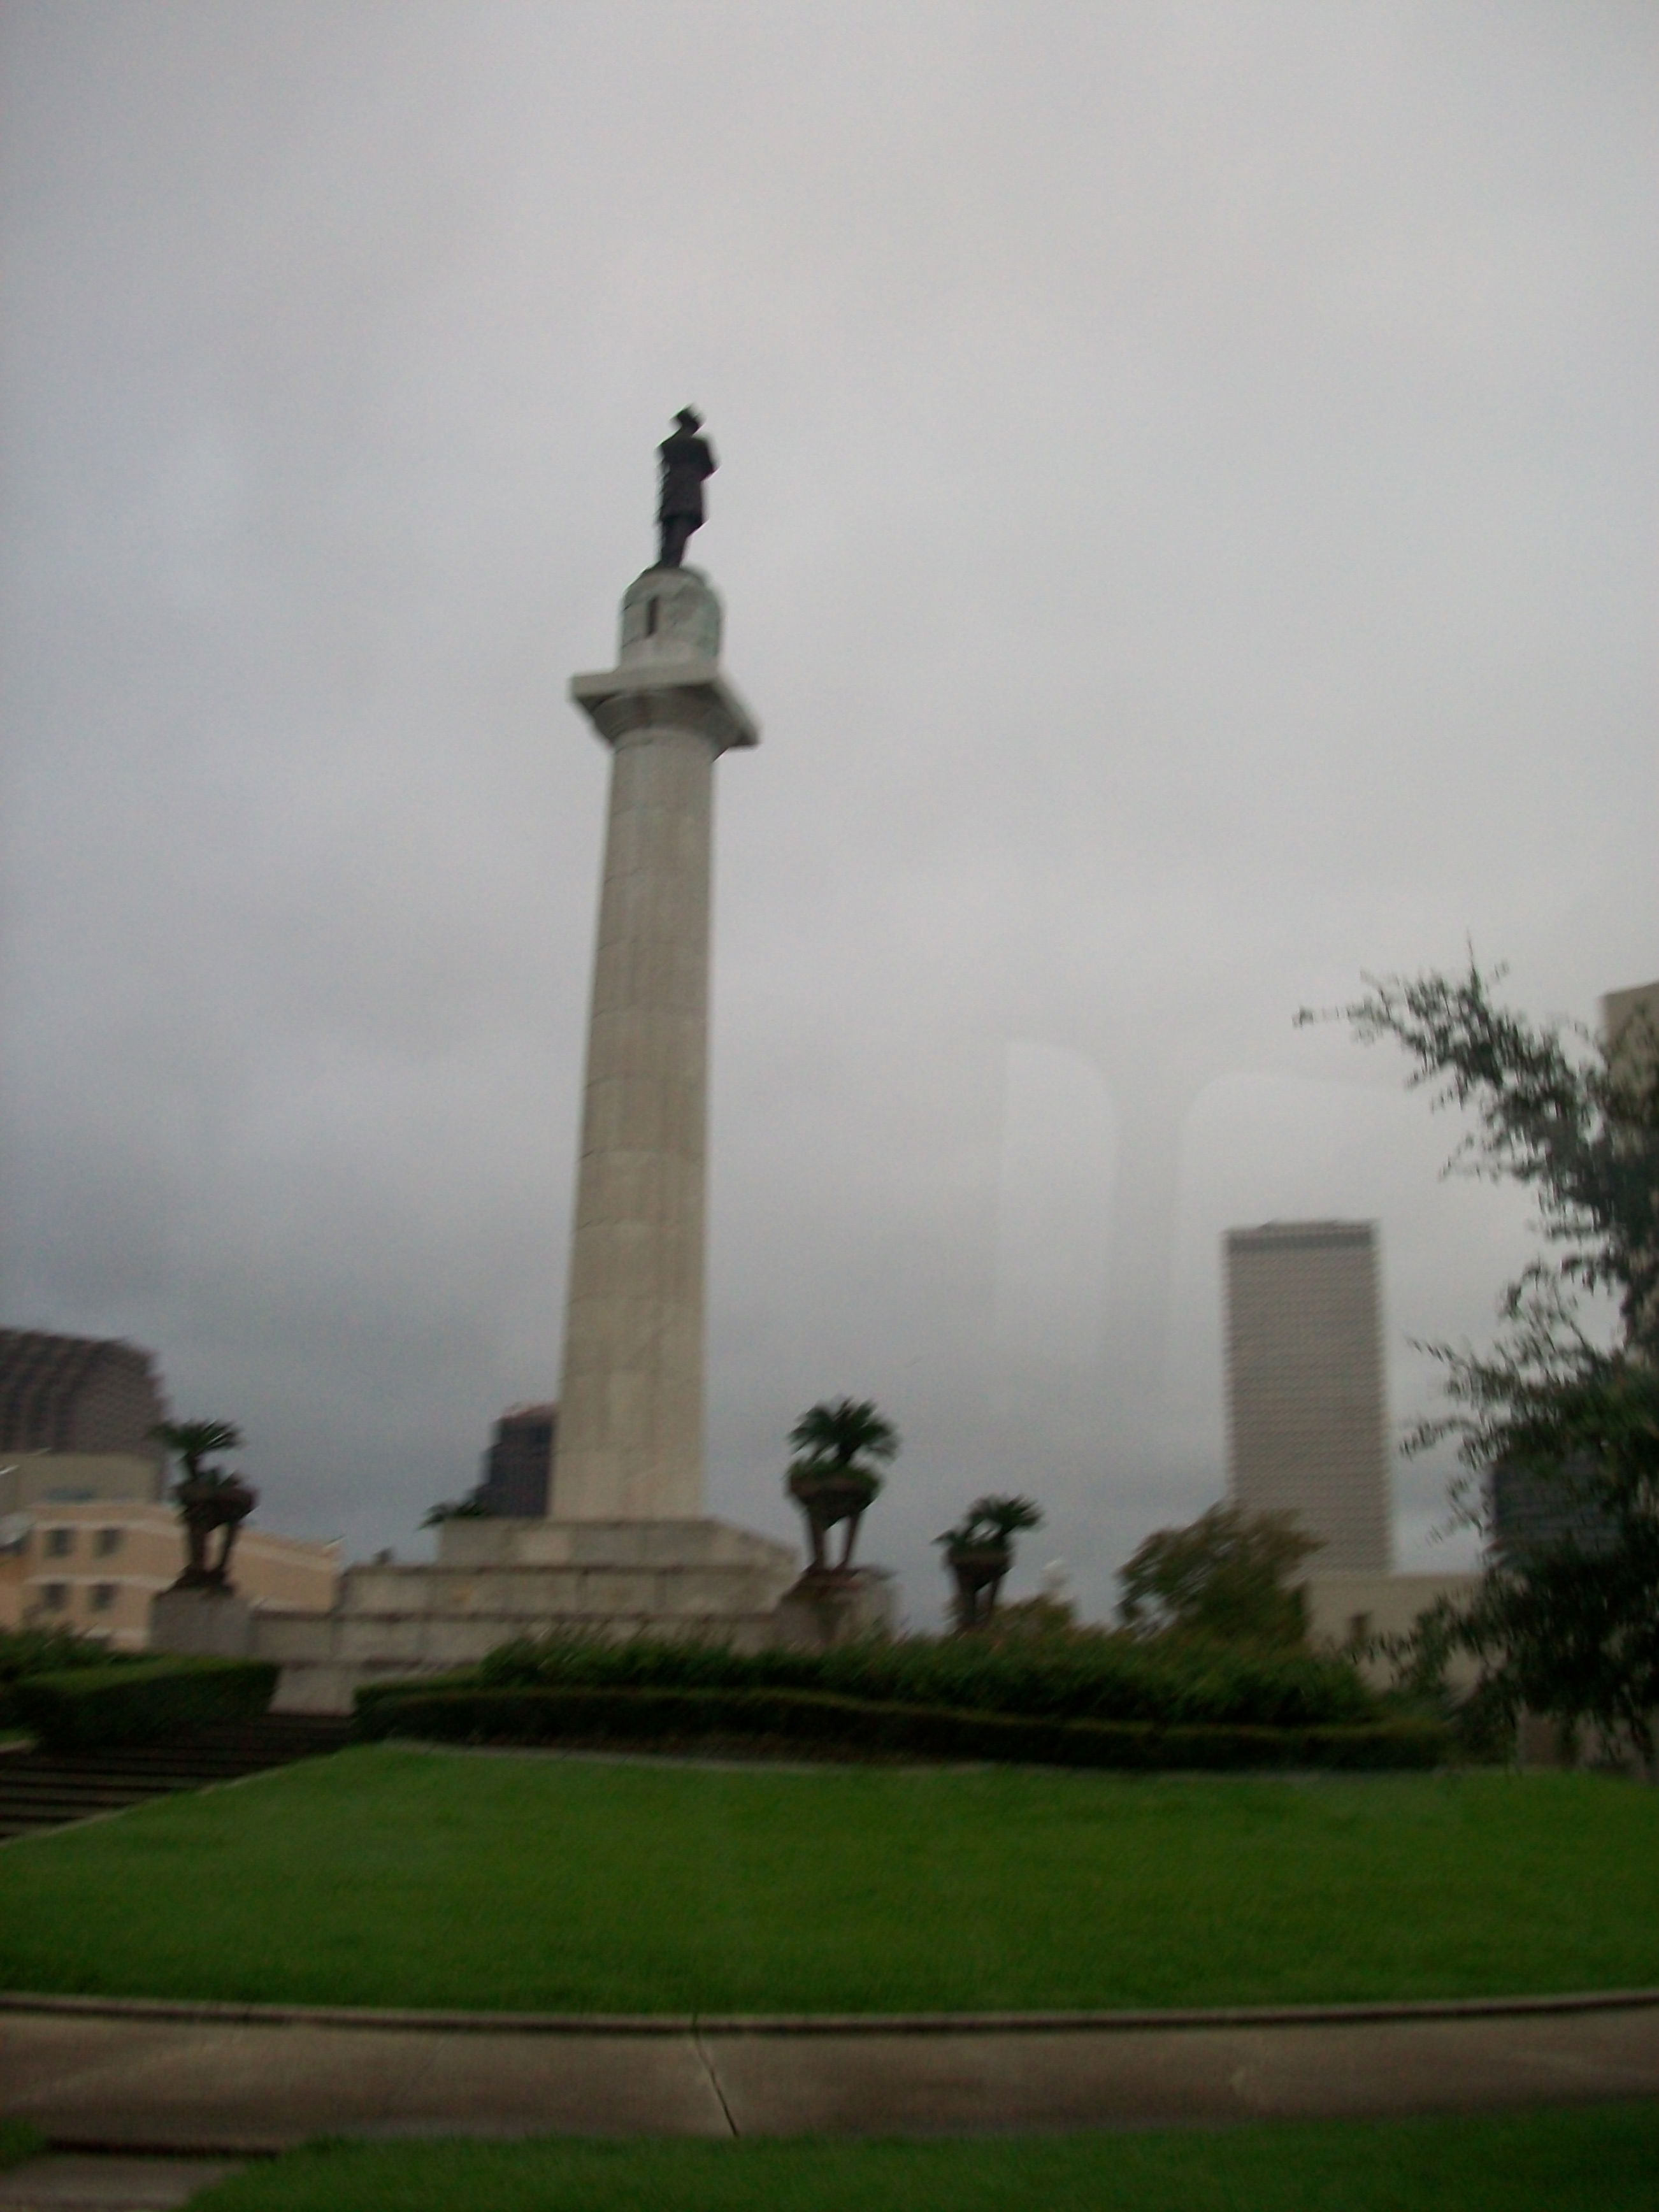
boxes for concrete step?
[0,1716,352,1840]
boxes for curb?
[5,1986,1657,2037]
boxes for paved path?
[3,1992,1655,2150]
[0,2153,238,2211]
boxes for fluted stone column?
[555,566,758,1519]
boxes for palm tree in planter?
[152,1419,257,1591]
[938,1495,1044,1630]
[786,1398,899,1574]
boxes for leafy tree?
[1304,960,1659,1750]
[1117,1502,1319,1647]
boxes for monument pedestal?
[772,1567,898,1651]
[255,1517,800,1713]
[150,1585,255,1658]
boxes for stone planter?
[945,1542,1012,1632]
[772,1565,898,1651]
[787,1470,879,1572]
[173,1475,257,1591]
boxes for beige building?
[1,1451,164,1516]
[1226,1220,1392,1573]
[1,1497,340,1651]
[1603,978,1659,1068]
[1302,1569,1481,1690]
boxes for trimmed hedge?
[354,1683,1449,1771]
[0,1627,142,1730]
[13,1657,279,1750]
[470,1625,1381,1729]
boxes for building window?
[90,1583,117,1612]
[45,1527,73,1557]
[94,1526,124,1556]
[40,1583,69,1612]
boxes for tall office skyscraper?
[1224,1221,1392,1572]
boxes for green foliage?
[421,1493,493,1526]
[1309,961,1659,1747]
[1117,1503,1320,1647]
[175,2105,1659,2212]
[355,1681,1443,1770]
[982,1595,1078,1642]
[152,1418,244,1484]
[939,1494,1044,1549]
[464,1624,1377,1727]
[0,1625,141,1728]
[12,1656,277,1749]
[0,2121,47,2174]
[0,1624,136,1683]
[787,1397,900,1478]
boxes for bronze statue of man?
[656,407,716,568]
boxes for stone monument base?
[254,1517,800,1713]
[771,1567,898,1651]
[150,1585,255,1658]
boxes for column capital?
[569,659,760,752]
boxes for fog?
[3,2,1655,1620]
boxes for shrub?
[354,1682,1446,1770]
[0,1627,141,1730]
[13,1657,278,1749]
[469,1625,1379,1729]
[0,2121,47,2174]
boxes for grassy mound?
[2,1749,1655,2014]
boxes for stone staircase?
[0,1715,352,1841]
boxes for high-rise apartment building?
[1224,1220,1392,1572]
[473,1404,557,1518]
[0,1330,169,1510]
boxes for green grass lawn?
[2,1748,1656,2013]
[185,2106,1659,2212]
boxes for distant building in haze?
[473,1404,557,1518]
[1602,977,1659,1070]
[0,1328,340,1646]
[1224,1221,1392,1573]
[0,1330,169,1512]
[1488,1454,1614,1565]
[3,1498,340,1651]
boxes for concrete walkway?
[2,1991,1656,2150]
[0,2153,238,2211]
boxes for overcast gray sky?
[3,1,1655,1623]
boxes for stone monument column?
[556,563,758,1518]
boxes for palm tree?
[938,1494,1044,1630]
[152,1419,255,1588]
[786,1398,900,1571]
[787,1398,900,1474]
[973,1495,1044,1546]
[152,1419,243,1485]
